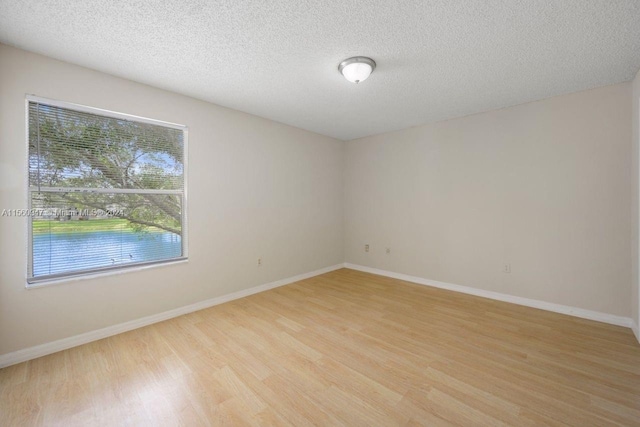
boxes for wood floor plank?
[1,268,639,426]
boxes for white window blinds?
[27,97,187,284]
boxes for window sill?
[26,258,189,289]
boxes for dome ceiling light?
[338,57,376,83]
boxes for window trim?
[24,94,189,286]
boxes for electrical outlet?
[258,258,262,266]
[503,263,511,273]
[386,248,391,254]
[365,244,369,252]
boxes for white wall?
[0,44,344,356]
[633,69,640,339]
[345,83,632,317]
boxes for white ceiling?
[1,1,640,141]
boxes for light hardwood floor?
[1,268,639,426]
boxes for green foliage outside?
[30,104,184,235]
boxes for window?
[26,96,187,284]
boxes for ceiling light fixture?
[338,56,376,83]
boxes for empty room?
[1,1,640,425]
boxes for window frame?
[25,94,189,287]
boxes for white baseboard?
[344,263,634,329]
[633,321,640,343]
[0,263,344,368]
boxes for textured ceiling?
[1,1,640,140]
